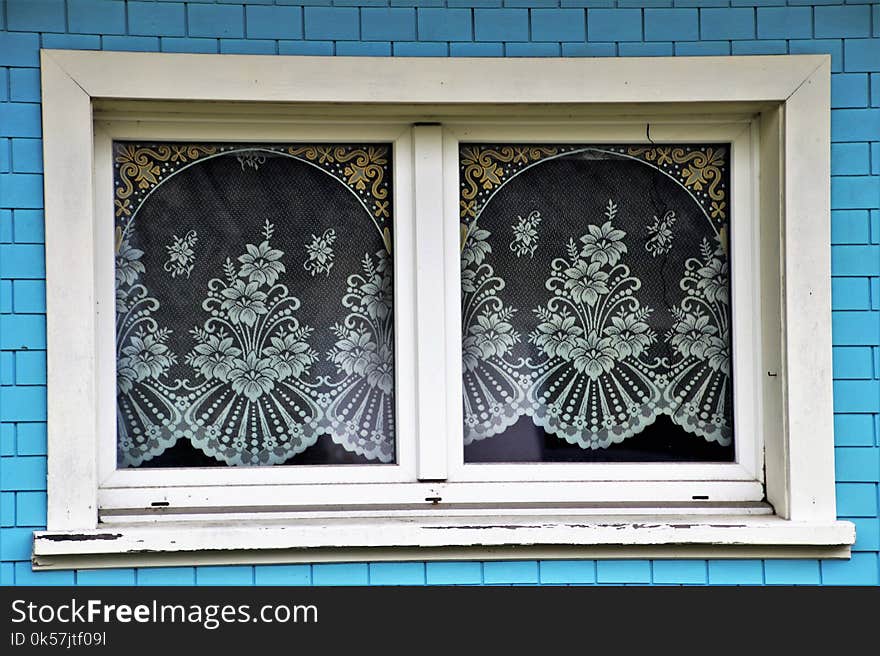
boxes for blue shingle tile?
[425,561,483,584]
[0,563,14,585]
[815,6,872,39]
[0,174,42,208]
[833,143,871,176]
[756,7,812,40]
[562,42,617,56]
[834,414,875,447]
[0,244,45,278]
[505,42,560,56]
[12,210,44,243]
[41,33,101,50]
[833,210,871,245]
[0,455,46,489]
[834,446,880,481]
[77,569,138,585]
[587,9,642,42]
[531,9,586,42]
[789,39,843,72]
[700,8,755,40]
[335,41,391,56]
[0,280,11,312]
[313,563,369,585]
[128,1,186,37]
[674,41,730,56]
[362,9,416,42]
[652,560,707,584]
[137,567,196,585]
[254,565,311,585]
[101,36,161,52]
[561,0,614,6]
[849,517,880,551]
[1,526,32,559]
[538,560,596,584]
[672,0,728,5]
[821,553,879,585]
[0,33,40,67]
[836,482,879,516]
[619,42,673,56]
[14,563,74,586]
[187,3,244,38]
[707,560,764,585]
[393,41,448,56]
[832,109,880,142]
[160,37,219,54]
[482,560,539,584]
[7,0,65,33]
[0,105,41,138]
[644,9,699,42]
[845,39,880,72]
[9,69,40,103]
[833,380,880,411]
[304,8,359,40]
[68,0,126,35]
[832,176,879,210]
[278,40,333,55]
[832,74,870,108]
[596,560,651,583]
[831,245,879,275]
[0,491,14,526]
[333,0,386,5]
[11,140,42,174]
[0,352,12,385]
[14,490,46,526]
[195,565,253,585]
[417,8,472,41]
[15,424,46,456]
[764,560,821,585]
[474,9,529,41]
[833,344,874,375]
[368,562,426,585]
[245,5,303,40]
[731,40,787,55]
[617,0,672,6]
[450,41,505,55]
[0,425,15,457]
[219,40,276,55]
[15,351,46,385]
[0,314,46,352]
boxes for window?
[34,51,854,569]
[113,140,398,468]
[458,141,736,464]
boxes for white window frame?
[33,50,854,569]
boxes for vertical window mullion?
[412,124,450,481]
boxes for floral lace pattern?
[509,210,542,258]
[164,230,198,279]
[115,142,395,467]
[460,144,733,452]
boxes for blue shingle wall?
[0,0,878,587]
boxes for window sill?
[32,513,855,570]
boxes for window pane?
[114,142,395,467]
[460,144,733,463]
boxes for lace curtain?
[458,144,734,458]
[114,143,395,467]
